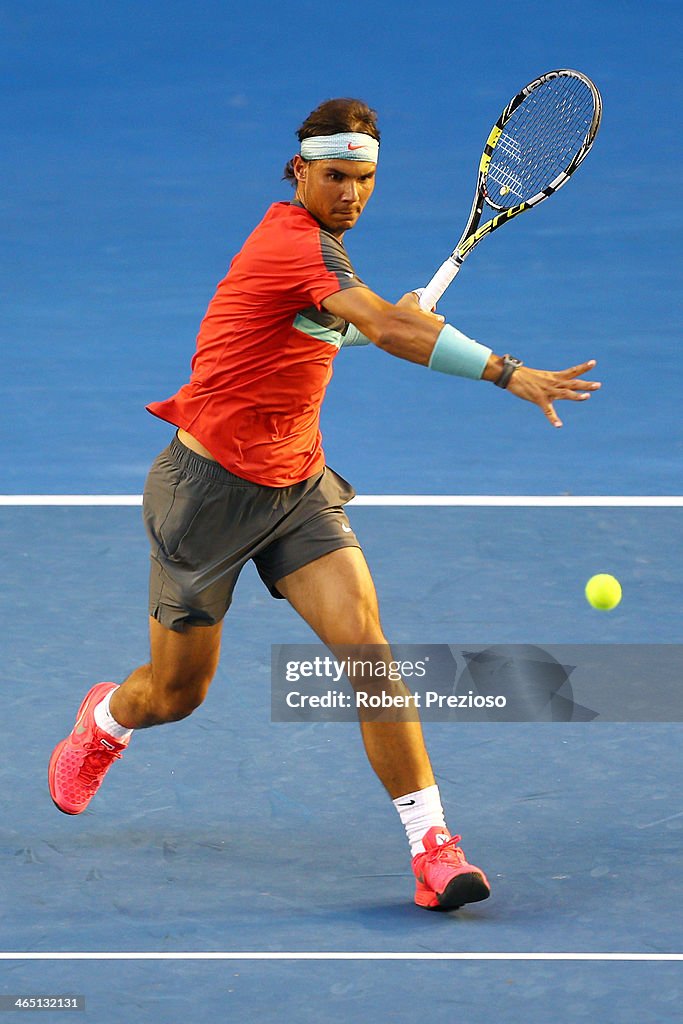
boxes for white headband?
[300,132,379,163]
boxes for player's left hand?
[506,360,601,428]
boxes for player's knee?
[337,591,384,646]
[332,620,383,648]
[157,689,205,723]
[150,663,216,722]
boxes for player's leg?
[109,616,223,729]
[275,545,490,910]
[48,435,240,816]
[275,546,435,799]
[48,616,223,816]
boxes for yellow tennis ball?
[585,574,622,611]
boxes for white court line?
[0,952,681,961]
[352,496,683,508]
[1,495,683,507]
[637,809,683,830]
[0,496,144,506]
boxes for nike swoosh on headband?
[300,133,379,163]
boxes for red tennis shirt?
[146,201,365,486]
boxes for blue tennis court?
[2,0,682,1020]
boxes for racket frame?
[419,69,602,310]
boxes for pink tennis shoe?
[412,827,491,910]
[48,682,129,815]
[49,687,491,916]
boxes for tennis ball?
[585,574,622,611]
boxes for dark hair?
[283,97,380,184]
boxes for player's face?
[293,157,376,237]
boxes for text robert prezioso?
[282,657,506,710]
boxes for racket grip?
[419,257,462,310]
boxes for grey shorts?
[143,435,361,631]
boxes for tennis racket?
[418,69,602,311]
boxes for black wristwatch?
[494,354,524,389]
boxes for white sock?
[94,688,134,742]
[393,784,448,856]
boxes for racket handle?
[419,257,462,310]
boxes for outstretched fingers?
[555,359,600,382]
[556,358,596,375]
[543,400,562,428]
[506,359,602,428]
[553,382,595,401]
[548,360,601,406]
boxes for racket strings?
[486,76,596,208]
[489,135,524,196]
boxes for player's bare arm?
[322,286,601,428]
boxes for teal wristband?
[428,324,492,380]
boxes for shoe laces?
[426,834,466,866]
[78,739,122,790]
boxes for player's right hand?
[396,290,444,321]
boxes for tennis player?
[48,98,600,912]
